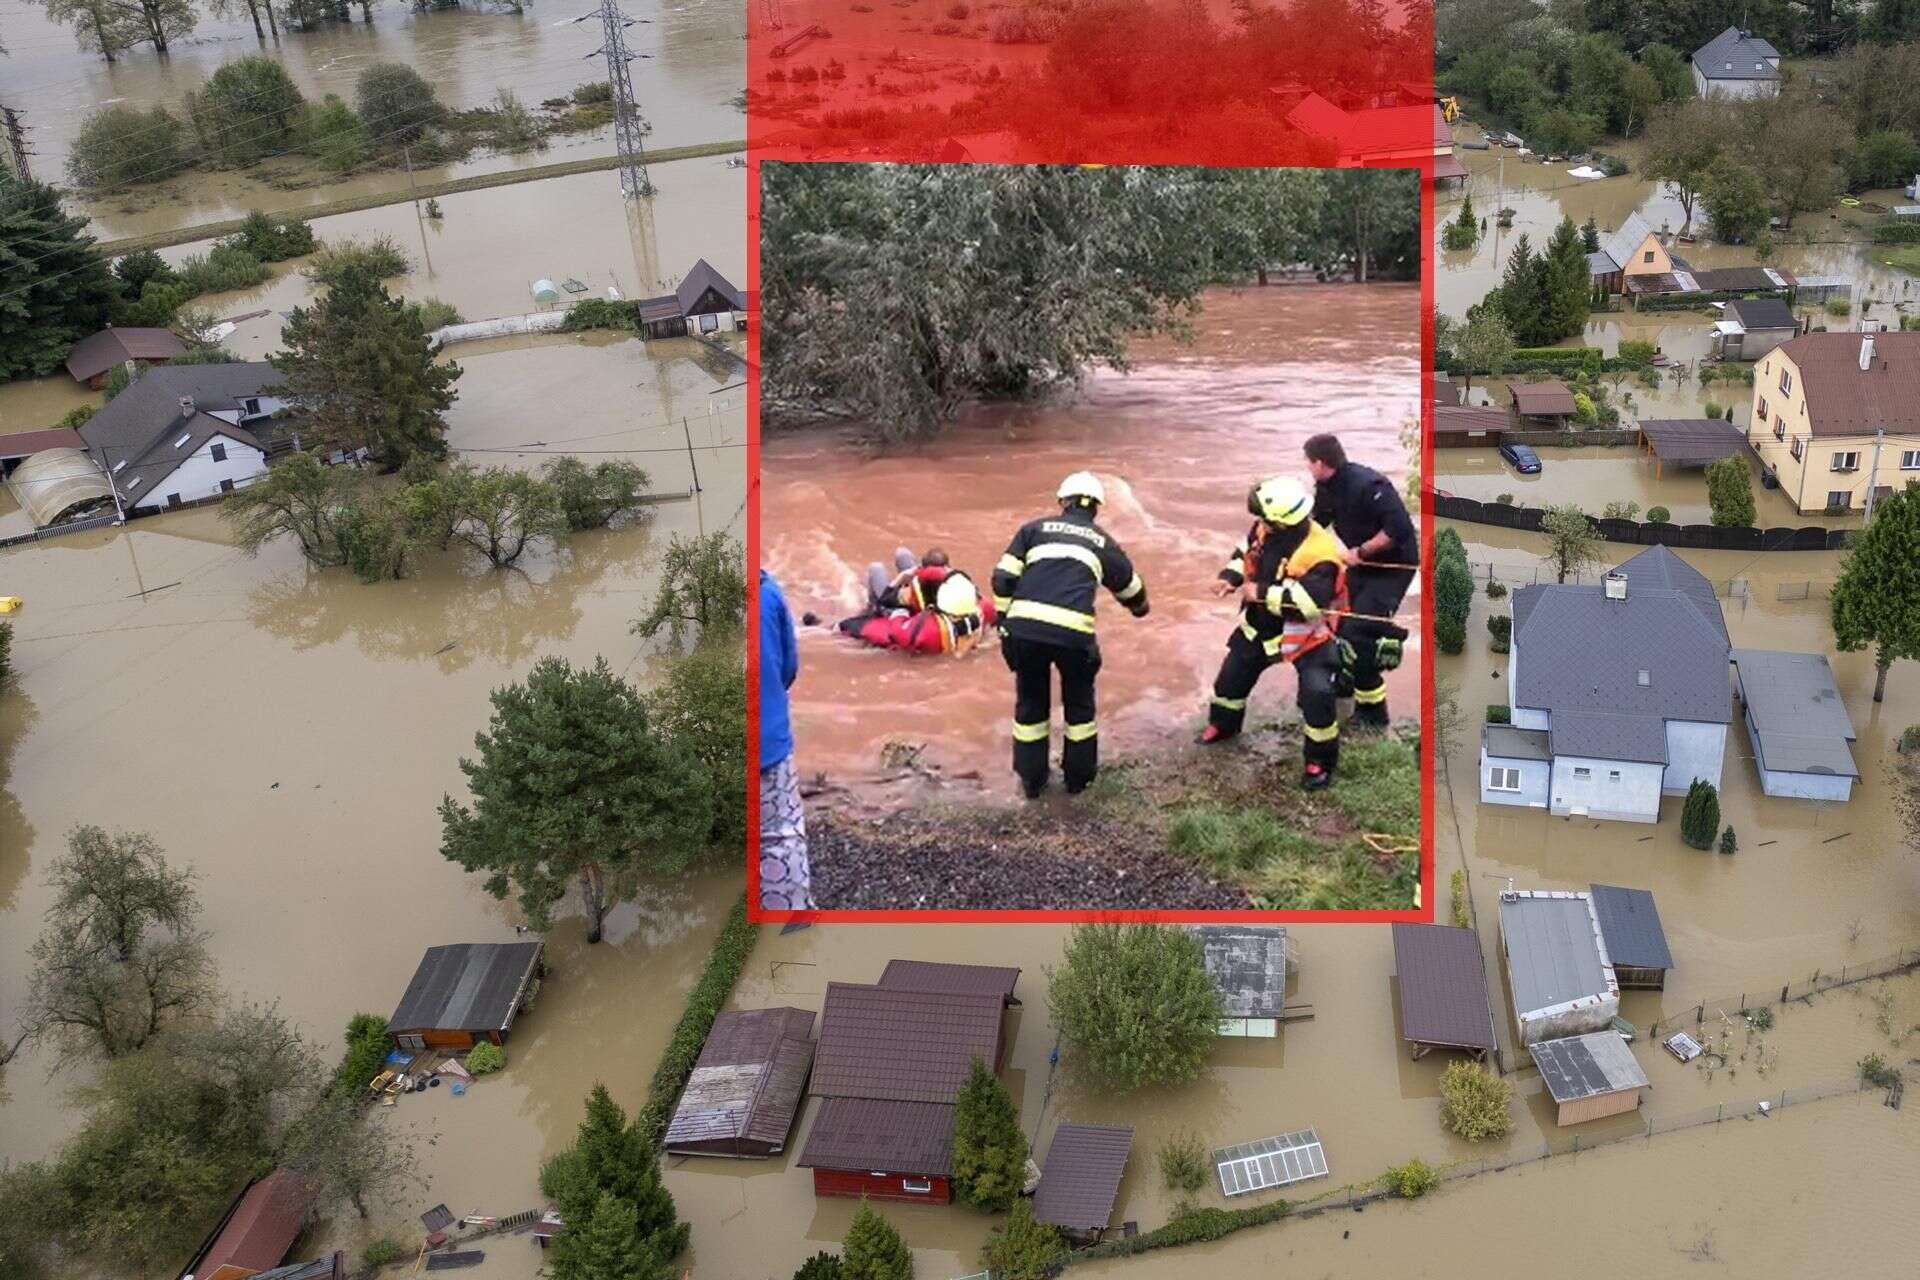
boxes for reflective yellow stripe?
[996,554,1025,577]
[1241,620,1284,656]
[1211,696,1247,710]
[1303,720,1340,743]
[1027,542,1104,576]
[1115,573,1144,602]
[1008,600,1097,634]
[1012,720,1050,742]
[1064,721,1097,742]
[994,596,1012,613]
[1353,683,1388,705]
[1265,584,1288,614]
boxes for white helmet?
[1057,471,1105,507]
[935,573,980,618]
[1249,475,1312,526]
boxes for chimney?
[1859,334,1874,372]
[179,395,195,418]
[1603,571,1628,600]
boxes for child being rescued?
[838,546,996,656]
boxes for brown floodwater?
[762,284,1422,799]
[0,0,744,240]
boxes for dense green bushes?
[562,298,639,332]
[356,63,444,145]
[1439,1061,1513,1140]
[328,1013,391,1099]
[1380,1159,1439,1198]
[188,57,307,166]
[465,1041,505,1075]
[1681,779,1720,850]
[69,106,188,190]
[1073,1198,1293,1261]
[304,236,411,286]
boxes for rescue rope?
[1347,560,1424,571]
[1362,833,1419,857]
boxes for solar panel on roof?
[1213,1129,1328,1196]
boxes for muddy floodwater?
[0,0,744,241]
[762,284,1421,800]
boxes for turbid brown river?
[762,284,1423,801]
[0,0,743,241]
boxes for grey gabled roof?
[388,942,543,1033]
[675,258,744,314]
[1731,648,1860,778]
[1549,709,1668,765]
[1587,249,1621,276]
[77,362,276,496]
[1188,925,1288,1019]
[1602,212,1658,268]
[1728,297,1796,331]
[1512,546,1731,744]
[1588,885,1674,970]
[1498,892,1611,1017]
[1530,1031,1648,1102]
[1693,26,1781,80]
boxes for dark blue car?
[1500,442,1542,474]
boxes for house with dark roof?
[387,941,545,1052]
[1713,297,1800,361]
[65,325,189,387]
[1730,649,1859,801]
[1033,1123,1133,1242]
[1480,545,1730,823]
[664,1007,815,1158]
[178,1170,320,1280]
[635,259,746,339]
[1588,884,1674,990]
[1390,923,1497,1060]
[1589,213,1689,296]
[1747,331,1920,515]
[795,961,1018,1204]
[1497,889,1619,1045]
[77,363,287,513]
[1691,27,1781,100]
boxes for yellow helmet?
[1249,476,1312,526]
[1057,471,1105,506]
[935,574,980,618]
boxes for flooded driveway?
[0,0,743,241]
[762,284,1422,798]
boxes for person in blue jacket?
[759,569,814,910]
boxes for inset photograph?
[757,162,1425,912]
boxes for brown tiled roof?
[0,428,86,460]
[794,1097,957,1175]
[878,960,1020,1003]
[1033,1124,1133,1232]
[1779,331,1920,437]
[1510,381,1576,416]
[65,326,188,382]
[809,983,1005,1104]
[182,1170,317,1280]
[1435,404,1510,434]
[1391,924,1497,1051]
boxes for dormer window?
[113,460,127,473]
[1637,670,1650,687]
[173,432,191,449]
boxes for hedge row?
[634,893,759,1147]
[1634,287,1793,311]
[1873,221,1920,244]
[1439,347,1658,377]
[1066,1199,1294,1264]
[328,1012,391,1100]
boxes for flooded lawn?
[762,284,1422,801]
[0,0,744,241]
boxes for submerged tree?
[46,826,198,962]
[439,658,713,941]
[1538,504,1603,584]
[1831,484,1920,702]
[630,532,746,650]
[645,641,745,851]
[1045,924,1223,1090]
[545,457,652,531]
[443,464,568,568]
[952,1057,1027,1211]
[283,1088,424,1219]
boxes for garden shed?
[664,1007,816,1158]
[1587,884,1674,990]
[1497,889,1619,1045]
[1188,925,1289,1037]
[1530,1031,1648,1125]
[1391,923,1497,1059]
[387,941,545,1052]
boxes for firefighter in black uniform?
[1303,433,1416,730]
[991,471,1150,798]
[1196,476,1348,791]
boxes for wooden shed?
[1390,923,1497,1059]
[664,1007,816,1158]
[177,1170,320,1280]
[1509,381,1577,429]
[1530,1031,1648,1126]
[1588,884,1674,991]
[387,941,545,1052]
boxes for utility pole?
[578,1,655,199]
[1,106,33,183]
[1864,427,1885,523]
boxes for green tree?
[1644,98,1735,232]
[548,1191,670,1280]
[221,452,355,566]
[442,465,567,568]
[1639,43,1693,101]
[951,1058,1027,1211]
[0,173,119,381]
[1442,191,1478,251]
[631,532,746,649]
[1854,129,1920,189]
[1703,157,1770,242]
[978,1200,1064,1280]
[1719,825,1738,854]
[299,95,372,174]
[1438,1060,1513,1140]
[540,1085,687,1262]
[270,267,461,468]
[1752,93,1846,229]
[282,1087,423,1219]
[1492,233,1549,345]
[1581,214,1600,253]
[793,1254,844,1280]
[1046,924,1223,1091]
[68,105,188,189]
[1454,307,1515,394]
[1705,456,1756,527]
[45,826,197,962]
[1543,216,1591,343]
[356,62,443,146]
[1618,62,1661,138]
[1831,484,1920,702]
[545,457,652,530]
[645,641,746,851]
[1433,525,1474,655]
[1538,504,1601,583]
[1680,779,1720,849]
[29,0,146,60]
[188,56,306,164]
[439,658,714,941]
[841,1202,912,1280]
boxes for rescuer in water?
[1197,475,1348,791]
[865,547,951,613]
[990,472,1150,799]
[837,571,997,656]
[1304,433,1415,729]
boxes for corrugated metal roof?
[1728,297,1795,330]
[1731,648,1860,778]
[1392,924,1497,1051]
[387,942,543,1034]
[1530,1031,1648,1101]
[809,982,1004,1104]
[1498,892,1611,1016]
[1602,213,1657,267]
[1638,419,1747,466]
[664,1008,815,1154]
[1033,1124,1133,1231]
[1188,925,1287,1019]
[794,1097,957,1175]
[0,428,86,461]
[1588,885,1674,971]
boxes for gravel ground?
[810,810,1254,910]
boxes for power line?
[1,106,33,183]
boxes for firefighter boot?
[1302,724,1339,790]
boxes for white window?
[1573,766,1592,779]
[1757,395,1768,420]
[112,459,127,473]
[1779,369,1793,394]
[1828,490,1851,510]
[1790,436,1803,461]
[1832,450,1860,472]
[244,397,261,416]
[1488,767,1522,793]
[900,1178,933,1194]
[1902,450,1920,470]
[1608,770,1621,781]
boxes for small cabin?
[1531,1031,1648,1126]
[1188,925,1290,1037]
[176,1170,321,1280]
[387,941,544,1052]
[1588,884,1673,991]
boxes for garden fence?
[1436,493,1857,551]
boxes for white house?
[1481,545,1730,823]
[77,363,286,512]
[1691,27,1781,100]
[1730,649,1859,801]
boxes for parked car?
[1500,442,1542,474]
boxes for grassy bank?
[96,140,746,256]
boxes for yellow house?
[1747,332,1920,515]
[1593,213,1683,294]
